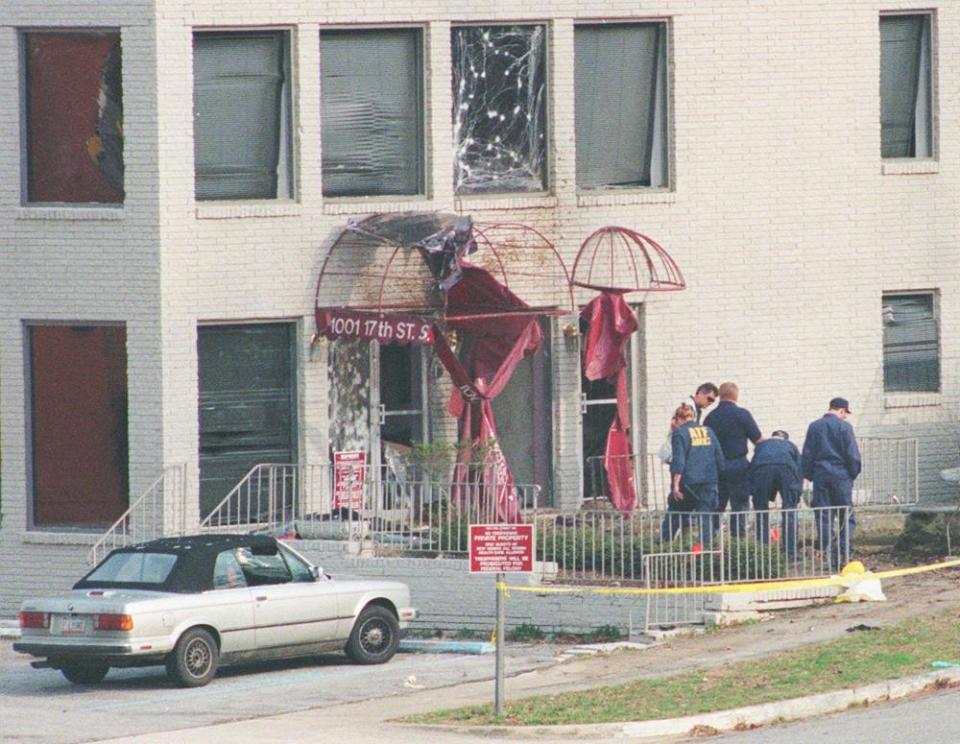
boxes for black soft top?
[74,534,280,593]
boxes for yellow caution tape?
[495,557,960,597]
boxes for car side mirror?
[310,565,321,580]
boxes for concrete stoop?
[414,668,960,741]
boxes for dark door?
[197,323,297,518]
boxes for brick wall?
[2,1,959,614]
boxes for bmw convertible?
[14,534,417,687]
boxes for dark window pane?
[193,32,289,200]
[883,294,939,392]
[575,23,667,189]
[452,25,547,194]
[321,29,423,197]
[25,31,124,203]
[880,15,931,158]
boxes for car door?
[208,549,256,654]
[237,544,338,650]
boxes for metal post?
[495,572,505,716]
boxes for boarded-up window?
[575,23,668,189]
[452,25,547,194]
[197,324,297,517]
[24,31,124,203]
[321,28,424,197]
[30,325,129,527]
[883,293,939,392]
[193,31,292,200]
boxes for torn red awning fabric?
[581,292,638,514]
[434,265,543,523]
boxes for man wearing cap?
[801,398,862,570]
[750,430,802,559]
[703,382,762,536]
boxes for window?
[575,23,668,189]
[213,550,248,589]
[22,30,124,203]
[321,28,424,197]
[87,552,178,585]
[880,14,933,159]
[193,31,292,200]
[236,546,291,586]
[29,325,129,527]
[882,293,939,392]
[452,25,547,194]
[278,543,315,582]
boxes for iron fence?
[587,436,918,510]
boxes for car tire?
[60,662,109,685]
[166,627,219,687]
[345,605,400,665]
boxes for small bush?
[509,622,546,642]
[894,512,960,556]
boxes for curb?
[412,668,960,740]
[399,639,494,654]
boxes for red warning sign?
[469,524,534,574]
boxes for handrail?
[88,464,188,566]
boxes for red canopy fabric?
[434,265,542,523]
[581,292,638,514]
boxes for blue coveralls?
[661,421,725,545]
[750,437,802,558]
[801,414,862,569]
[703,401,762,536]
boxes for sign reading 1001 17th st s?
[468,524,534,574]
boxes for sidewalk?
[95,570,960,743]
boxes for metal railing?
[587,436,918,510]
[89,464,189,566]
[198,462,540,553]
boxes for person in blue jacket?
[750,430,802,558]
[662,405,726,545]
[703,382,762,537]
[801,397,862,570]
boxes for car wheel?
[346,605,400,665]
[60,662,109,685]
[166,628,219,687]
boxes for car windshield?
[86,552,178,585]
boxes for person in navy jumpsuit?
[703,382,762,536]
[801,397,862,570]
[662,405,726,545]
[750,430,802,558]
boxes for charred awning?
[314,212,573,343]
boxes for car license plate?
[58,616,87,635]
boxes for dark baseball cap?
[829,397,851,413]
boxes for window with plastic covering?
[574,22,669,190]
[880,13,934,159]
[22,30,124,203]
[452,25,547,194]
[320,28,424,197]
[882,292,939,392]
[193,31,293,200]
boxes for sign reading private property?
[333,450,366,510]
[469,523,534,574]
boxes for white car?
[14,534,417,687]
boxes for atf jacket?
[801,414,862,482]
[670,421,726,485]
[703,400,762,460]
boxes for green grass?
[407,608,960,727]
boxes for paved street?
[0,639,559,743]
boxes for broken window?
[29,325,129,527]
[882,292,939,392]
[23,30,124,203]
[880,13,933,158]
[193,31,292,200]
[452,25,547,194]
[575,23,669,189]
[321,28,424,197]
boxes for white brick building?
[1,1,957,615]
